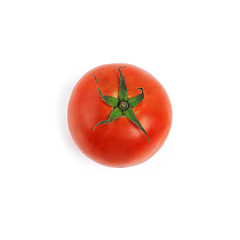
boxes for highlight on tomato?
[68,63,172,167]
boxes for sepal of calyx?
[94,67,150,142]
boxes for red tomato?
[68,64,172,167]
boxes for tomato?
[68,63,172,167]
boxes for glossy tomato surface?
[68,64,172,167]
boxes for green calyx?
[94,67,150,142]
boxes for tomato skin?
[68,64,172,167]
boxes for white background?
[0,0,240,239]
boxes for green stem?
[93,67,150,142]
